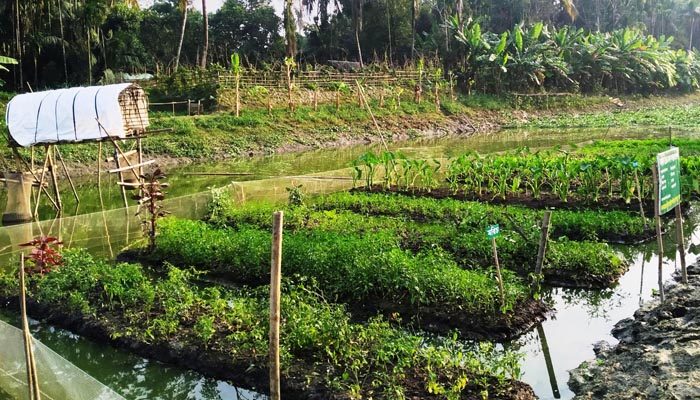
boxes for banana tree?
[0,55,17,87]
[231,52,242,117]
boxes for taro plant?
[416,159,442,192]
[399,154,417,190]
[576,160,602,202]
[358,151,380,188]
[351,160,363,189]
[19,235,64,275]
[380,151,398,188]
[133,168,170,252]
[524,154,546,199]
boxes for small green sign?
[486,224,500,239]
[657,147,681,215]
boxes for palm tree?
[687,0,700,51]
[411,0,418,58]
[284,0,297,58]
[175,0,191,71]
[352,0,363,67]
[201,0,209,69]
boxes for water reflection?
[516,207,699,399]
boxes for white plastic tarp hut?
[5,83,149,147]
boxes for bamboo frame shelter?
[2,83,152,222]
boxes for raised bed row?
[0,249,533,399]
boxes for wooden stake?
[269,211,283,400]
[97,142,105,210]
[491,237,505,306]
[634,169,647,229]
[652,164,665,302]
[534,211,552,288]
[20,254,41,400]
[47,146,62,211]
[675,204,688,284]
[54,147,79,203]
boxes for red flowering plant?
[19,235,64,275]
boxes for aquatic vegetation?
[0,250,529,398]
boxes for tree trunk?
[15,0,23,91]
[386,1,393,65]
[87,28,92,85]
[411,0,417,59]
[355,27,363,68]
[690,16,696,52]
[58,0,68,84]
[284,0,296,58]
[175,4,188,71]
[200,0,208,69]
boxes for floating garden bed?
[154,218,545,340]
[348,139,700,211]
[206,192,629,288]
[0,250,534,399]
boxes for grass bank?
[2,91,700,174]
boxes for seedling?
[133,168,170,252]
[19,235,63,275]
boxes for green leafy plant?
[286,184,305,207]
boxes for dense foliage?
[0,249,526,398]
[3,0,700,98]
[205,193,628,287]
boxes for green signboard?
[486,224,500,239]
[657,147,681,215]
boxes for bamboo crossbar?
[108,159,155,173]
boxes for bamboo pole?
[634,169,647,229]
[54,147,79,203]
[20,254,41,400]
[113,149,129,209]
[675,204,688,284]
[534,211,552,290]
[491,237,505,306]
[47,146,62,211]
[10,147,56,213]
[269,211,283,400]
[97,142,104,209]
[652,164,665,302]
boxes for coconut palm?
[174,0,191,71]
[201,0,209,69]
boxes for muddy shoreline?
[569,263,700,399]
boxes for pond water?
[1,125,699,399]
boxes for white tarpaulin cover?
[5,83,148,147]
